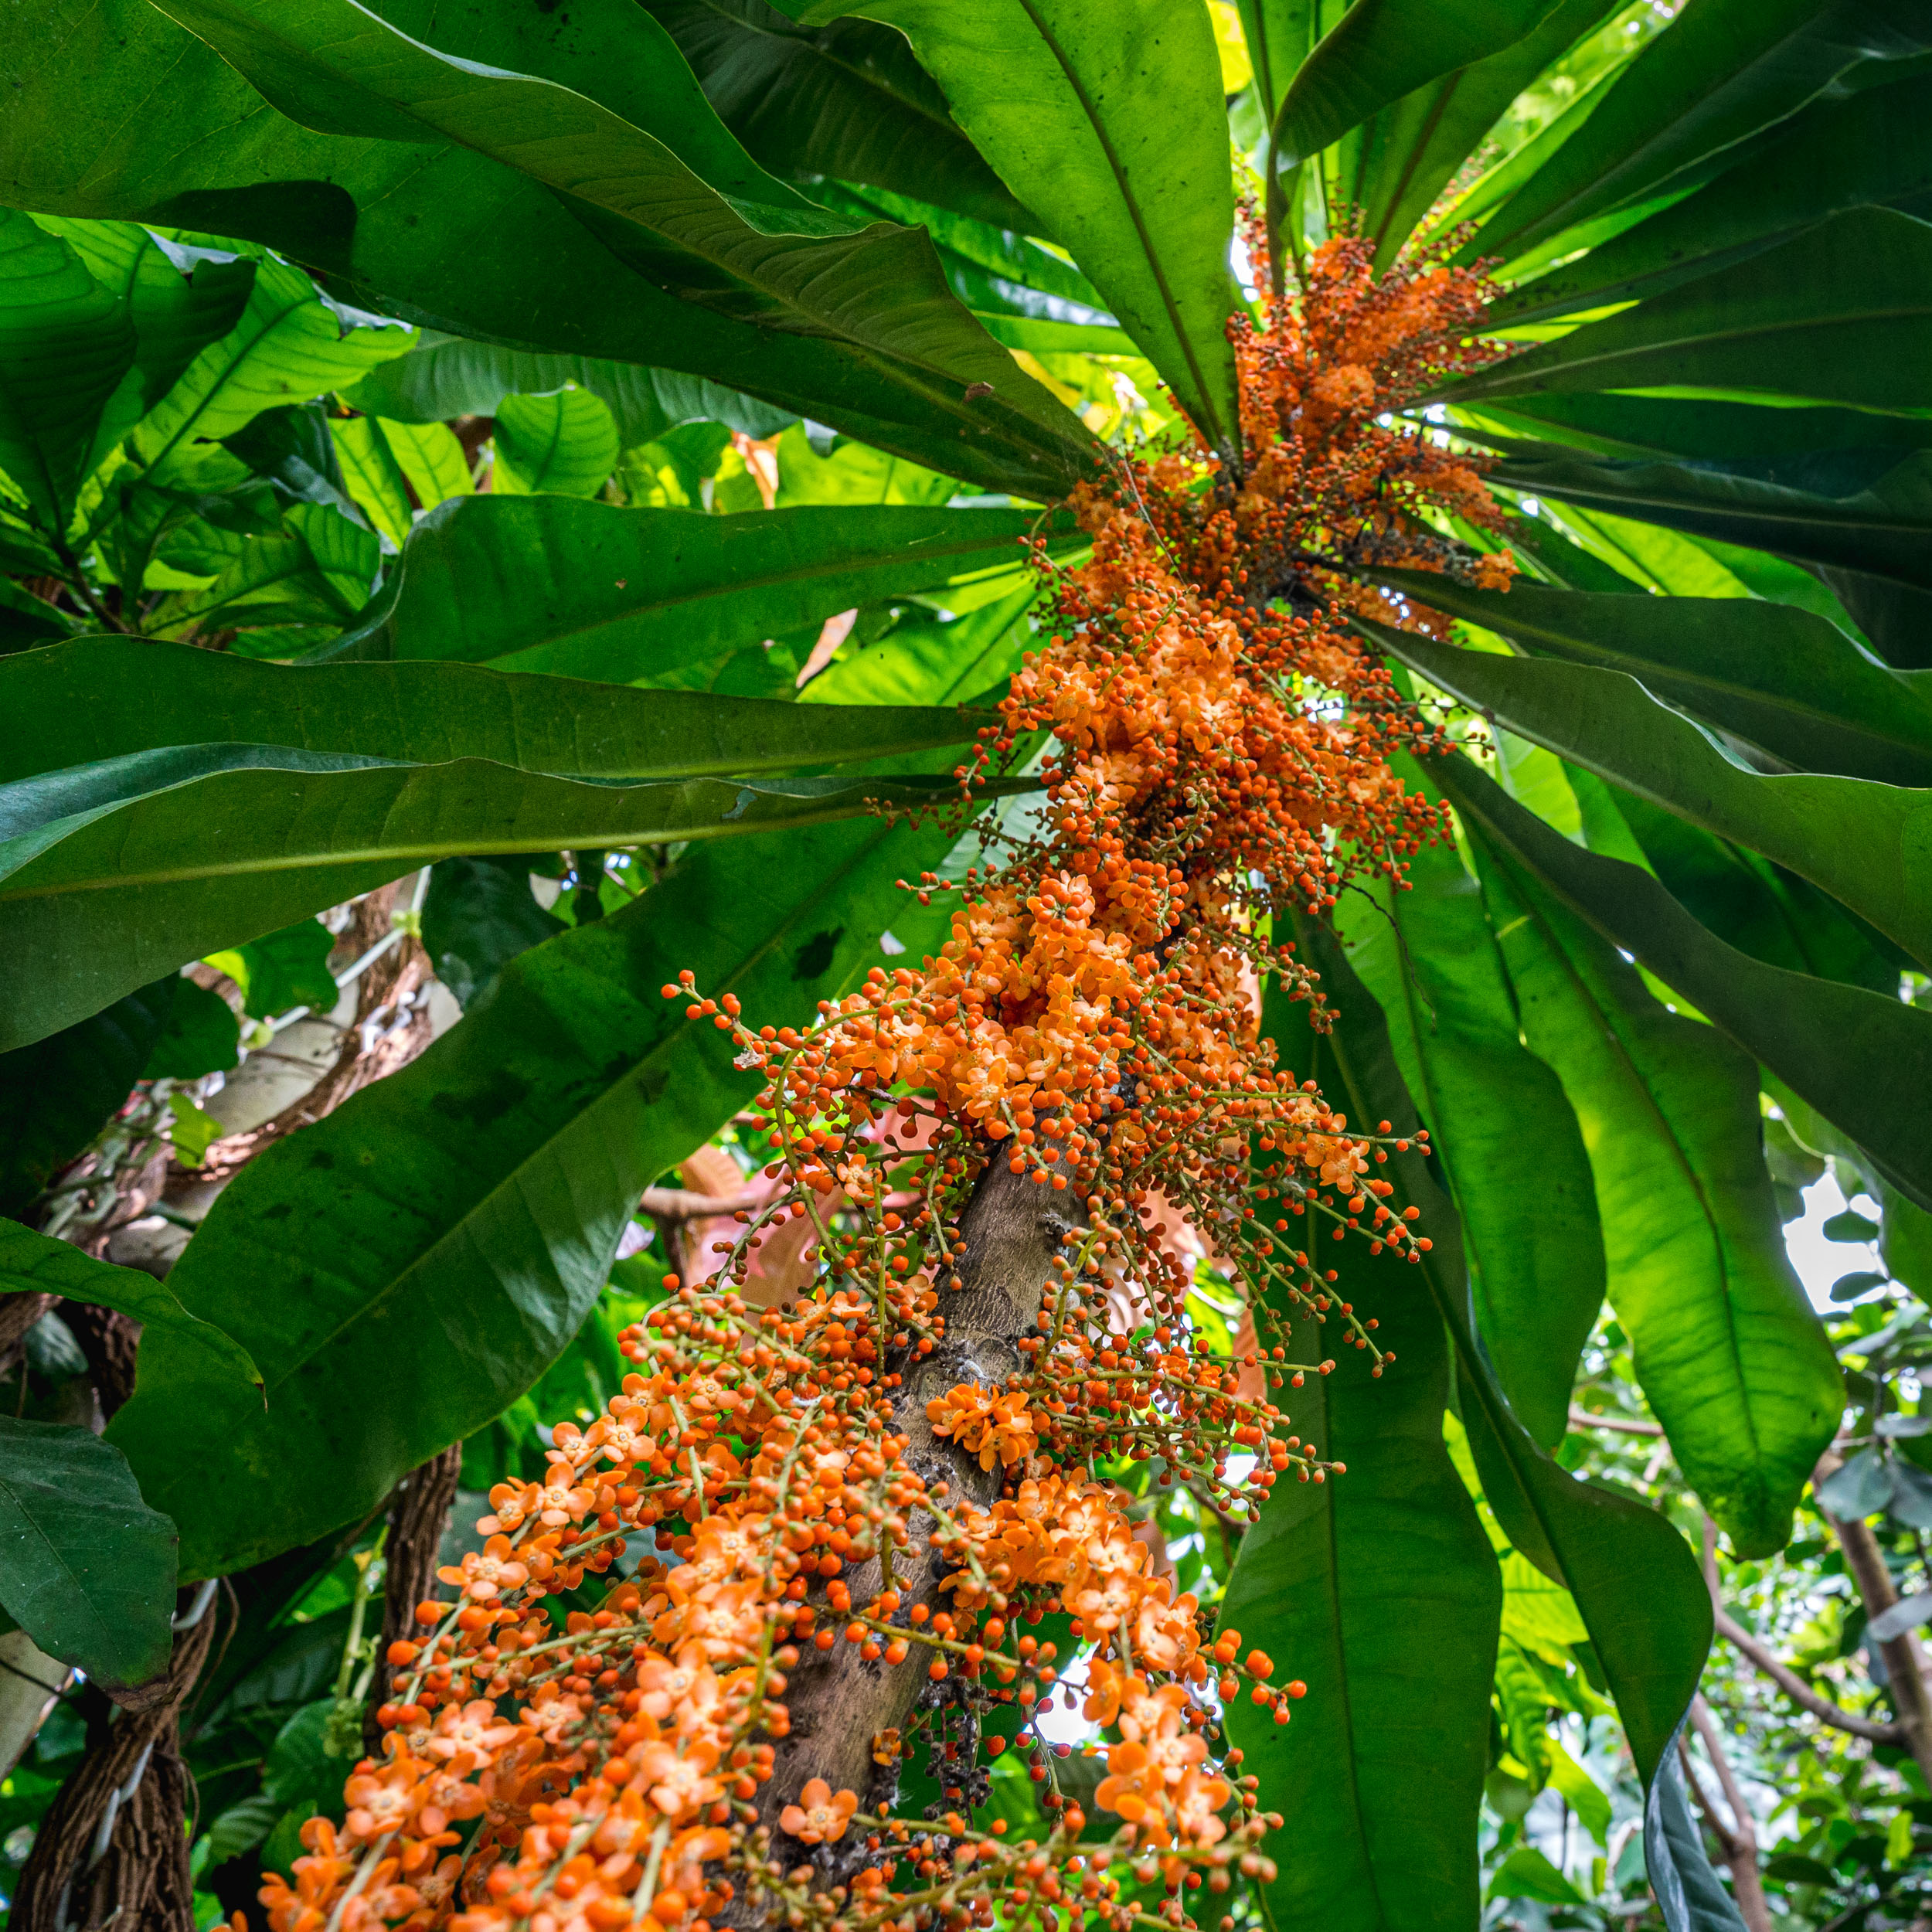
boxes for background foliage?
[2,0,1929,1927]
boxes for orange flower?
[778,1777,859,1845]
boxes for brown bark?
[1681,1696,1770,1932]
[11,1600,217,1932]
[732,1149,1079,1909]
[0,1291,57,1378]
[62,1301,141,1420]
[363,1444,466,1751]
[1814,1450,1932,1788]
[197,883,434,1182]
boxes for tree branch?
[1566,1405,1662,1437]
[1709,1604,1900,1743]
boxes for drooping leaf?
[0,1216,260,1392]
[1460,0,1932,268]
[340,332,794,447]
[106,800,978,1577]
[798,0,1243,460]
[641,0,1036,233]
[311,495,1064,682]
[1366,623,1932,968]
[0,750,1021,1051]
[158,501,380,641]
[0,0,1094,498]
[1272,0,1569,172]
[1341,0,1619,269]
[1288,918,1710,1788]
[1446,208,1932,413]
[1432,751,1932,1213]
[1454,800,1841,1555]
[1333,763,1604,1449]
[1223,985,1499,1932]
[328,413,415,546]
[372,417,473,512]
[0,1415,178,1693]
[1490,67,1932,323]
[1645,1732,1752,1932]
[0,977,174,1216]
[0,631,994,786]
[1370,570,1932,787]
[492,389,621,498]
[0,207,136,533]
[145,0,1094,483]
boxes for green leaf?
[0,631,992,787]
[0,1415,178,1692]
[1272,0,1568,172]
[801,0,1243,460]
[1333,763,1604,1449]
[1434,748,1932,1213]
[161,501,380,640]
[206,917,338,1019]
[1461,0,1932,268]
[328,414,415,546]
[0,208,136,534]
[340,332,791,447]
[1372,570,1932,787]
[372,417,472,512]
[128,248,414,477]
[420,855,566,1009]
[164,1091,223,1165]
[772,422,954,509]
[1223,971,1499,1932]
[145,0,1093,481]
[0,1216,260,1392]
[1488,1845,1587,1906]
[1447,208,1932,412]
[0,978,173,1216]
[313,495,1062,681]
[142,974,242,1080]
[492,389,621,498]
[1340,0,1619,269]
[1286,917,1709,1787]
[1478,444,1932,664]
[1646,1739,1752,1932]
[107,802,972,1577]
[0,752,1019,1051]
[1452,796,1841,1554]
[1366,623,1932,969]
[1491,68,1932,324]
[641,0,1036,233]
[1499,1550,1590,1657]
[0,0,1090,499]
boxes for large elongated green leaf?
[340,332,792,446]
[0,1216,260,1392]
[1372,570,1932,786]
[0,0,1093,500]
[1448,208,1932,412]
[1338,0,1617,268]
[1460,0,1932,266]
[799,0,1243,460]
[1434,751,1932,1213]
[0,634,992,785]
[0,208,136,533]
[1333,768,1604,1449]
[1491,69,1932,324]
[1273,0,1567,172]
[642,0,1035,233]
[1457,804,1841,1554]
[148,0,1090,472]
[0,1417,178,1692]
[318,495,1060,682]
[0,751,1014,1050]
[1222,992,1498,1932]
[1366,624,1932,968]
[1289,919,1710,1790]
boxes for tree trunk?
[730,1148,1078,1906]
[1815,1450,1932,1789]
[10,1602,217,1932]
[364,1444,465,1752]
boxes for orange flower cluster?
[251,240,1511,1932]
